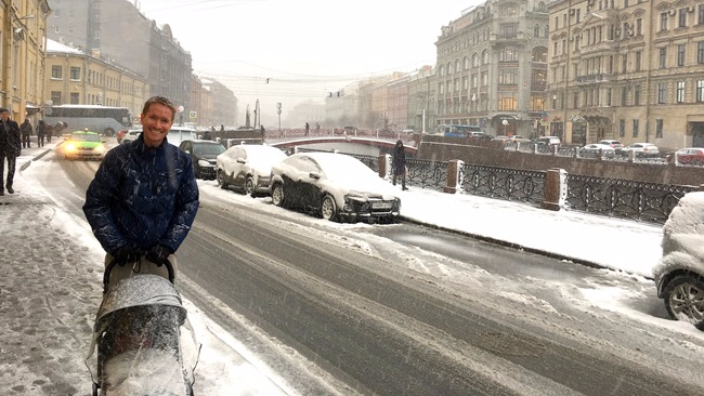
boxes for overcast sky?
[136,0,483,125]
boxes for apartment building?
[45,39,149,117]
[548,0,704,149]
[1,0,51,122]
[435,0,549,137]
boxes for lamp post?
[502,119,509,136]
[178,105,184,126]
[276,102,282,131]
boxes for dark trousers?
[37,134,44,147]
[22,134,31,148]
[393,172,406,188]
[0,153,17,189]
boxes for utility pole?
[276,102,282,131]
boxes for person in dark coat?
[36,120,46,147]
[20,118,32,148]
[392,139,407,190]
[83,96,199,290]
[0,108,22,195]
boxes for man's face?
[140,103,174,148]
[0,111,9,121]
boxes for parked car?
[621,142,660,157]
[120,129,142,145]
[597,139,624,150]
[270,152,401,223]
[492,135,510,143]
[216,144,287,197]
[508,135,531,143]
[654,191,704,330]
[179,139,225,180]
[534,136,561,146]
[63,131,106,161]
[675,147,704,165]
[579,143,616,157]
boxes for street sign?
[189,111,197,119]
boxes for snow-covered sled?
[86,259,200,396]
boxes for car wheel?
[662,274,704,329]
[245,176,255,197]
[217,169,228,189]
[321,194,338,221]
[271,184,285,207]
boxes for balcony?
[575,74,611,84]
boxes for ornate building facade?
[548,0,704,149]
[435,0,549,137]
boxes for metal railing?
[462,164,546,203]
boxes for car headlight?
[65,143,76,152]
[198,159,213,167]
[95,145,105,153]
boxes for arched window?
[482,50,490,64]
[439,65,445,77]
[544,25,549,38]
[534,24,540,37]
[447,62,453,75]
[456,60,461,73]
[463,56,470,70]
[472,53,479,67]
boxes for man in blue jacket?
[83,96,199,288]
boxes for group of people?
[18,119,66,148]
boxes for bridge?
[262,129,419,155]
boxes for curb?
[399,216,647,278]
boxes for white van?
[166,127,198,147]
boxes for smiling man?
[83,96,199,290]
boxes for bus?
[438,124,483,138]
[43,105,132,136]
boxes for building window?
[606,88,612,106]
[51,65,62,79]
[573,91,579,108]
[499,47,519,62]
[636,18,642,36]
[697,80,704,102]
[463,56,469,70]
[439,83,444,94]
[698,42,704,64]
[658,83,667,104]
[659,47,667,68]
[678,45,686,66]
[677,81,685,103]
[632,119,639,138]
[51,91,62,106]
[498,69,518,85]
[635,51,641,71]
[622,54,627,73]
[661,13,668,31]
[620,87,628,106]
[498,92,517,111]
[656,119,664,138]
[679,8,688,28]
[482,50,490,65]
[70,92,79,104]
[699,4,704,25]
[619,119,625,137]
[634,84,641,105]
[70,66,80,80]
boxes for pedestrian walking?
[83,95,199,290]
[20,118,32,148]
[305,122,310,136]
[392,139,407,190]
[36,120,46,147]
[0,108,22,195]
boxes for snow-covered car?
[597,139,624,150]
[621,142,660,157]
[270,152,401,223]
[179,139,225,180]
[216,144,287,197]
[579,143,616,157]
[654,191,704,330]
[675,147,704,165]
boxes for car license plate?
[372,202,392,209]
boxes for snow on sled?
[86,260,200,396]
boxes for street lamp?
[178,105,184,126]
[276,102,282,132]
[502,119,509,136]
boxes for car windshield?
[71,133,101,142]
[193,143,225,156]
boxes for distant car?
[63,131,106,160]
[493,135,510,142]
[216,144,287,197]
[508,135,531,143]
[120,129,142,145]
[622,142,660,157]
[179,139,225,180]
[654,191,704,330]
[597,139,624,150]
[579,143,616,157]
[534,136,561,146]
[675,147,704,165]
[270,152,401,223]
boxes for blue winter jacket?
[83,134,199,255]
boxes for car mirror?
[309,172,321,180]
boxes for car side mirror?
[236,158,246,164]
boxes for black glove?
[112,245,141,265]
[146,244,173,267]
